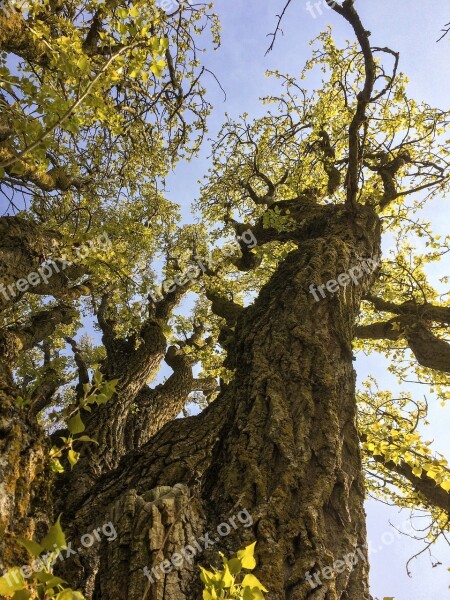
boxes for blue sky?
[163,1,450,598]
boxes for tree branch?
[0,305,77,367]
[366,444,450,515]
[355,317,450,373]
[66,336,90,399]
[365,295,450,325]
[124,345,195,450]
[205,290,244,327]
[327,1,399,211]
[265,0,293,55]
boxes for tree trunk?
[0,375,53,570]
[0,301,77,569]
[62,204,381,600]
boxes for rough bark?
[66,318,168,502]
[123,346,196,452]
[0,8,50,66]
[69,300,210,500]
[0,301,76,568]
[0,379,53,570]
[0,216,87,310]
[60,203,381,600]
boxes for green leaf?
[227,558,242,575]
[117,21,128,35]
[73,435,98,444]
[14,396,31,408]
[150,59,166,77]
[49,458,65,473]
[76,56,90,71]
[199,567,215,586]
[17,537,44,557]
[243,587,265,600]
[150,38,160,53]
[55,590,85,599]
[67,412,85,435]
[241,574,268,592]
[12,590,32,600]
[35,571,55,584]
[219,564,234,588]
[68,449,80,468]
[45,576,67,587]
[237,542,257,570]
[41,515,67,552]
[10,161,25,176]
[0,569,25,595]
[129,5,139,18]
[93,370,102,385]
[441,480,450,492]
[99,379,118,400]
[94,394,109,405]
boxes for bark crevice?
[61,204,381,600]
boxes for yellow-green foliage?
[0,517,84,599]
[200,543,268,600]
[48,370,118,472]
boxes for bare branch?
[437,22,450,42]
[265,0,293,55]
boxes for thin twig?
[437,22,450,43]
[265,0,293,55]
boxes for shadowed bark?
[59,203,381,600]
[0,216,88,310]
[355,317,450,372]
[0,384,52,570]
[2,2,449,597]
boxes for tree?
[0,0,218,577]
[1,1,450,599]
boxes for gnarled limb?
[66,336,90,399]
[364,443,450,515]
[61,204,381,600]
[0,305,77,367]
[366,295,450,325]
[0,216,89,310]
[124,345,196,452]
[326,1,399,210]
[355,296,450,373]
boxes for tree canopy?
[0,1,449,598]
